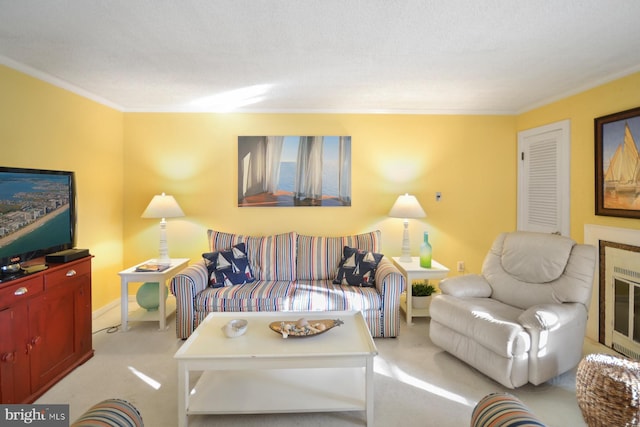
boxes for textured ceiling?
[1,1,640,114]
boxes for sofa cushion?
[333,246,383,287]
[296,230,381,281]
[196,280,296,312]
[207,230,297,281]
[430,295,530,357]
[202,243,255,287]
[296,235,344,280]
[291,280,382,311]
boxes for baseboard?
[92,298,121,319]
[92,296,139,320]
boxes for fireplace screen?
[605,241,640,360]
[614,277,640,343]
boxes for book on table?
[135,263,170,272]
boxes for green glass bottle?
[420,231,432,268]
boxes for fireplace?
[601,241,640,359]
[585,225,640,359]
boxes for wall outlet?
[457,261,465,273]
[435,191,442,202]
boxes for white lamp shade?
[388,193,426,219]
[141,193,185,219]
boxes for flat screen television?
[0,166,76,271]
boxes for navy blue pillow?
[203,243,255,287]
[333,246,383,287]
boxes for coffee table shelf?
[189,368,365,414]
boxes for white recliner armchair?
[429,231,596,388]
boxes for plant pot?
[412,295,432,309]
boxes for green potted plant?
[411,282,436,309]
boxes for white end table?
[118,258,189,331]
[392,257,449,324]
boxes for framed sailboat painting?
[595,106,640,218]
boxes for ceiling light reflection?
[190,84,272,111]
[128,366,162,390]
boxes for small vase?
[420,232,432,268]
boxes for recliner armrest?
[518,303,585,331]
[439,274,492,298]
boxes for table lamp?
[388,193,426,262]
[141,192,185,264]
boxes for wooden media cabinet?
[0,256,93,403]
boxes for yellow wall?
[5,61,639,316]
[0,65,124,311]
[517,71,640,340]
[517,71,640,240]
[123,113,517,280]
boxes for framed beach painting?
[595,106,640,218]
[237,136,351,207]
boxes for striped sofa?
[471,393,546,427]
[71,398,143,427]
[170,230,406,339]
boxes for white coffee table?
[174,310,378,427]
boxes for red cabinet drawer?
[0,277,44,310]
[44,260,91,289]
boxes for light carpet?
[36,305,613,426]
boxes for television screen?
[0,167,76,268]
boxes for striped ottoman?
[71,398,143,427]
[471,393,546,427]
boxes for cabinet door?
[75,279,92,357]
[28,284,77,392]
[0,306,31,403]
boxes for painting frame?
[595,106,640,218]
[237,135,352,207]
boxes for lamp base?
[156,256,171,266]
[399,219,412,263]
[157,218,171,265]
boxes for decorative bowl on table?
[269,318,344,338]
[221,319,248,338]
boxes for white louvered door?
[517,120,570,236]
